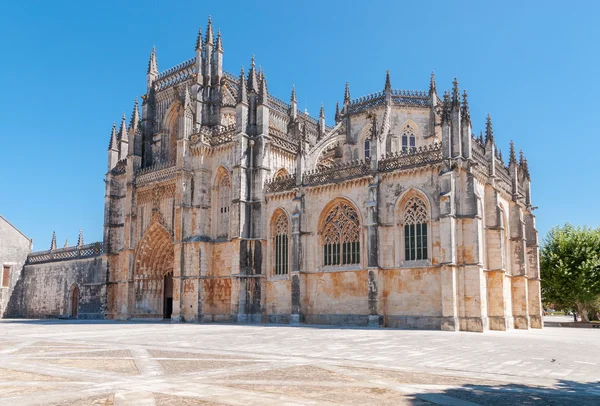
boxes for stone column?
[366,178,379,327]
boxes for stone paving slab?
[0,319,599,405]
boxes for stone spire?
[237,66,247,104]
[247,55,258,93]
[204,16,214,45]
[108,122,118,150]
[129,98,140,134]
[509,140,517,165]
[334,101,340,123]
[521,154,530,179]
[451,78,460,108]
[344,82,351,104]
[289,85,297,120]
[147,46,158,76]
[461,90,470,124]
[118,113,128,142]
[258,71,268,105]
[64,239,68,248]
[478,131,484,144]
[147,46,158,90]
[498,148,504,164]
[318,103,325,137]
[384,70,391,93]
[50,231,57,250]
[215,28,223,52]
[195,27,203,51]
[485,114,494,144]
[429,72,437,95]
[77,229,84,248]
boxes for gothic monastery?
[2,18,542,332]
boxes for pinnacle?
[205,16,214,44]
[509,140,517,164]
[50,231,57,250]
[290,85,297,103]
[320,103,325,119]
[195,27,203,50]
[215,28,223,52]
[451,78,460,106]
[344,82,351,103]
[77,229,84,247]
[429,71,436,94]
[384,70,391,92]
[461,89,470,122]
[129,98,140,130]
[335,101,340,123]
[485,114,494,143]
[119,113,128,141]
[147,46,158,75]
[108,122,117,150]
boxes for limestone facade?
[0,215,32,317]
[8,18,542,331]
[99,18,543,332]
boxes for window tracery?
[273,212,289,275]
[364,139,371,160]
[403,196,428,261]
[401,124,416,153]
[217,172,230,238]
[322,201,360,266]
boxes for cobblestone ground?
[0,320,599,405]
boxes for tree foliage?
[540,224,600,321]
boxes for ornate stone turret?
[147,47,158,90]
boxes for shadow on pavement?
[408,379,600,405]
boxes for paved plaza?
[1,319,599,405]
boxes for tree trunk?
[576,302,589,323]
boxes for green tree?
[540,224,600,322]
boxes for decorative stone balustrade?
[136,160,177,186]
[379,143,442,172]
[26,242,103,264]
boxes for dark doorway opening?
[71,285,79,318]
[163,272,173,319]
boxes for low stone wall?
[18,256,105,319]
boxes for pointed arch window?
[403,197,428,261]
[322,201,360,266]
[401,124,416,153]
[217,172,231,238]
[364,139,371,160]
[273,212,289,275]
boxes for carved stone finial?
[237,66,247,104]
[258,73,268,105]
[118,113,128,142]
[290,85,297,103]
[441,91,451,122]
[247,55,258,93]
[335,101,340,123]
[319,103,325,119]
[129,98,140,132]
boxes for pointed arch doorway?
[133,213,175,319]
[163,271,173,319]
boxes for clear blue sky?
[0,1,598,250]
